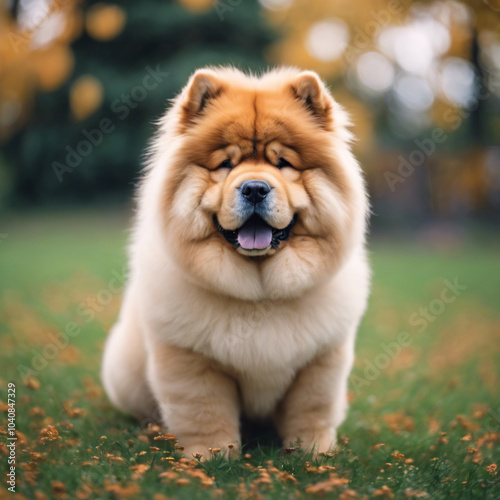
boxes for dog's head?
[151,67,368,300]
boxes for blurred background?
[1,4,499,497]
[0,0,499,236]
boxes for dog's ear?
[180,69,222,129]
[291,71,333,130]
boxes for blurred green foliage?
[2,0,275,205]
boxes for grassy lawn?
[1,209,499,499]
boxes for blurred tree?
[261,0,500,218]
[0,0,275,204]
[264,0,500,138]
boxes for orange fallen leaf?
[340,489,358,499]
[25,377,41,390]
[154,433,177,441]
[485,464,497,475]
[373,485,394,498]
[104,480,140,497]
[384,411,414,434]
[405,489,429,498]
[305,473,349,494]
[51,480,66,498]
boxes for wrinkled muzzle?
[214,167,297,256]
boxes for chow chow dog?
[101,67,370,459]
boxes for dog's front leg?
[275,337,354,455]
[146,341,241,460]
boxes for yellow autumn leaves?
[0,2,127,137]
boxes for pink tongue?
[237,217,273,250]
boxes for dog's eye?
[277,157,293,169]
[217,159,233,169]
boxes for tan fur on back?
[101,67,370,459]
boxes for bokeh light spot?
[86,3,126,42]
[394,75,434,111]
[356,52,395,94]
[306,18,350,62]
[70,75,104,121]
[259,0,293,10]
[439,57,477,107]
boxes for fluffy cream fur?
[101,67,370,459]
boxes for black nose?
[240,180,271,204]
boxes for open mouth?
[214,214,297,253]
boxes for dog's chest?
[202,313,315,417]
[193,303,328,372]
[146,279,355,415]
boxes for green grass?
[1,209,499,499]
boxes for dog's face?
[155,68,368,301]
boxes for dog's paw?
[181,441,240,461]
[284,429,337,458]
